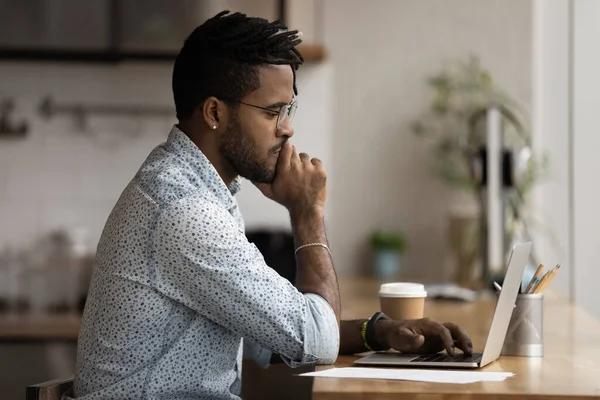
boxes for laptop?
[354,241,532,369]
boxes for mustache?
[269,138,288,154]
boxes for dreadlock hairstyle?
[173,10,304,121]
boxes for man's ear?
[202,96,225,131]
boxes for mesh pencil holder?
[501,293,544,357]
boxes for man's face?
[220,65,295,183]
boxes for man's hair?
[172,10,304,121]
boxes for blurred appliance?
[468,105,536,286]
[246,230,296,285]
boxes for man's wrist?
[372,318,394,350]
[290,206,324,225]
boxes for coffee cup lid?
[379,282,427,298]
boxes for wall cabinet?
[0,0,324,61]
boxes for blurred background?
[0,0,598,398]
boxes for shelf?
[297,44,327,62]
[0,49,175,63]
[0,44,326,64]
[0,313,81,342]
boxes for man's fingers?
[291,144,299,160]
[276,141,293,171]
[425,320,455,356]
[437,325,456,356]
[443,322,473,356]
[299,152,311,166]
[310,157,323,169]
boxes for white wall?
[0,62,174,250]
[572,0,600,318]
[531,0,600,319]
[530,0,572,300]
[323,0,533,278]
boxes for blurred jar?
[0,246,28,315]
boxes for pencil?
[532,264,560,294]
[531,267,553,294]
[534,267,558,293]
[525,264,545,293]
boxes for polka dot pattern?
[66,126,339,400]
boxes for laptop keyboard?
[411,353,482,363]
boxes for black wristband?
[365,312,391,351]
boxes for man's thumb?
[390,328,425,352]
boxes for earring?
[212,125,217,130]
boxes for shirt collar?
[165,125,242,209]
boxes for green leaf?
[370,230,407,252]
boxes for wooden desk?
[313,278,600,400]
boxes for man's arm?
[153,197,339,367]
[292,208,340,325]
[254,143,341,326]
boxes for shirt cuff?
[281,292,340,368]
[243,338,273,369]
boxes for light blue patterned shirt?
[67,126,339,400]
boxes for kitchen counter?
[0,313,81,341]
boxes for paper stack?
[300,367,514,384]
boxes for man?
[70,11,472,400]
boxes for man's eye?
[265,111,278,119]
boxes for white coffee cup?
[379,282,427,321]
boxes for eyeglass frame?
[219,97,298,129]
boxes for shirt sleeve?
[152,196,339,367]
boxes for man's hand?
[375,318,473,356]
[254,142,326,216]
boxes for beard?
[220,114,278,184]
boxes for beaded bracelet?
[360,319,373,351]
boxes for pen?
[493,282,502,293]
[526,277,540,294]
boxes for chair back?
[26,377,73,400]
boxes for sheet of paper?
[299,367,514,384]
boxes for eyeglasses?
[223,98,297,129]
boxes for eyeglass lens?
[277,103,297,129]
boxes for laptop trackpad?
[385,354,419,362]
[355,352,420,365]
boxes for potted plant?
[410,55,550,286]
[370,230,407,280]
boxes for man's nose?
[277,117,294,139]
